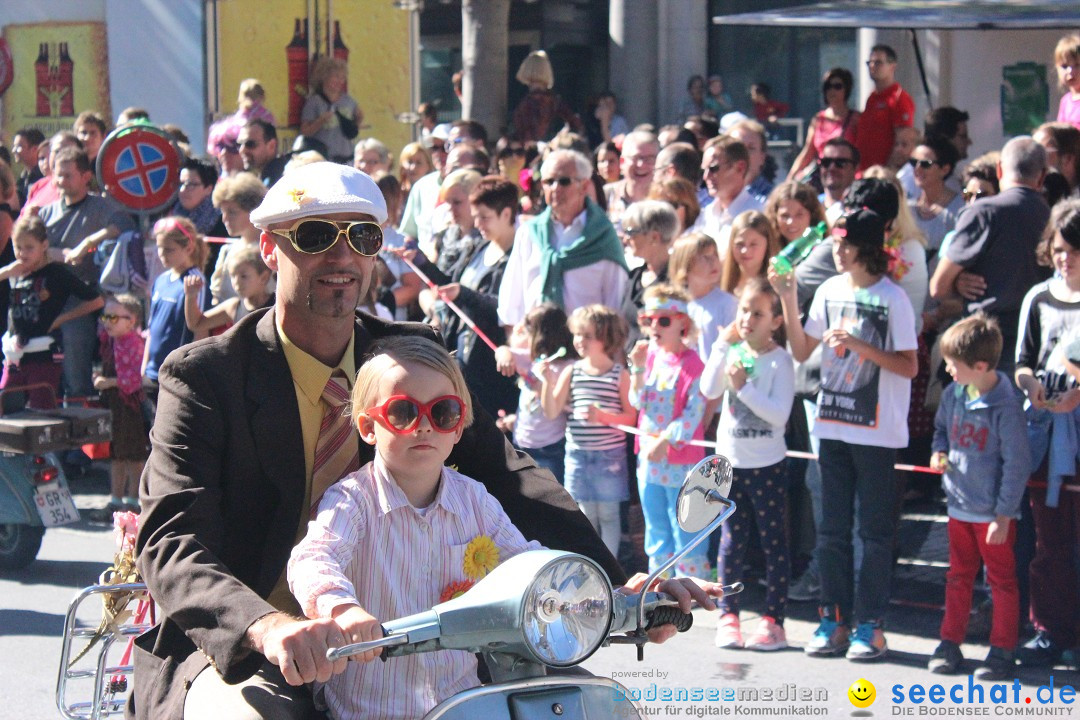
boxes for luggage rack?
[57,582,149,720]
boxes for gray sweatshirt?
[931,371,1029,522]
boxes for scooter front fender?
[423,675,644,720]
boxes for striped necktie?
[310,370,359,515]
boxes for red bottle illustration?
[332,20,348,92]
[34,42,50,116]
[58,42,74,116]
[286,18,310,127]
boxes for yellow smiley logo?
[848,678,876,708]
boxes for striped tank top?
[566,361,626,451]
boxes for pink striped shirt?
[288,453,543,720]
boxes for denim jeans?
[639,481,708,577]
[521,438,566,485]
[60,308,99,399]
[817,439,899,624]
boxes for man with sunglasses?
[819,138,860,224]
[697,135,762,256]
[498,149,627,330]
[238,119,288,188]
[854,44,915,172]
[135,162,714,720]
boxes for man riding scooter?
[133,164,722,719]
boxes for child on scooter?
[288,335,542,720]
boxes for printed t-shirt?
[804,274,917,448]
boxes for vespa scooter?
[56,455,738,719]
[325,454,739,720]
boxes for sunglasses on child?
[365,395,466,434]
[101,314,133,324]
[269,218,383,256]
[638,313,677,328]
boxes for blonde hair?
[669,233,718,290]
[237,78,266,108]
[212,171,267,212]
[1055,35,1080,87]
[641,283,697,342]
[351,336,474,429]
[516,50,554,90]
[153,216,208,270]
[439,169,482,202]
[309,56,348,95]
[226,244,269,276]
[863,165,927,247]
[568,304,627,360]
[720,212,781,293]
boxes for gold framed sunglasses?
[269,218,384,256]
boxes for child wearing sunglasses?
[88,293,148,520]
[288,335,542,720]
[540,304,637,555]
[627,285,709,576]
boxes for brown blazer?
[131,308,624,720]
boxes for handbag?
[336,108,359,140]
[98,230,148,295]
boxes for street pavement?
[5,465,1080,719]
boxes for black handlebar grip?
[645,606,694,633]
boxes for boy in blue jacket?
[928,313,1028,680]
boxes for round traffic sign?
[96,123,182,214]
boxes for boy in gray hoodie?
[927,313,1028,680]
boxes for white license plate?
[33,482,80,527]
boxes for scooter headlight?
[521,555,612,667]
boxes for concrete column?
[657,0,709,126]
[609,0,658,127]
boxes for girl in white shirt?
[702,277,794,652]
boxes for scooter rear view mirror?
[676,454,733,533]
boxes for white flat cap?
[250,162,388,229]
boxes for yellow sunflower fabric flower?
[463,534,499,579]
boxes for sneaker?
[846,622,888,662]
[745,616,788,651]
[805,610,850,657]
[788,571,820,602]
[87,501,125,524]
[1017,630,1062,667]
[714,613,743,649]
[974,647,1016,681]
[928,640,964,674]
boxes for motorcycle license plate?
[34,482,80,527]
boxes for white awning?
[713,0,1080,30]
